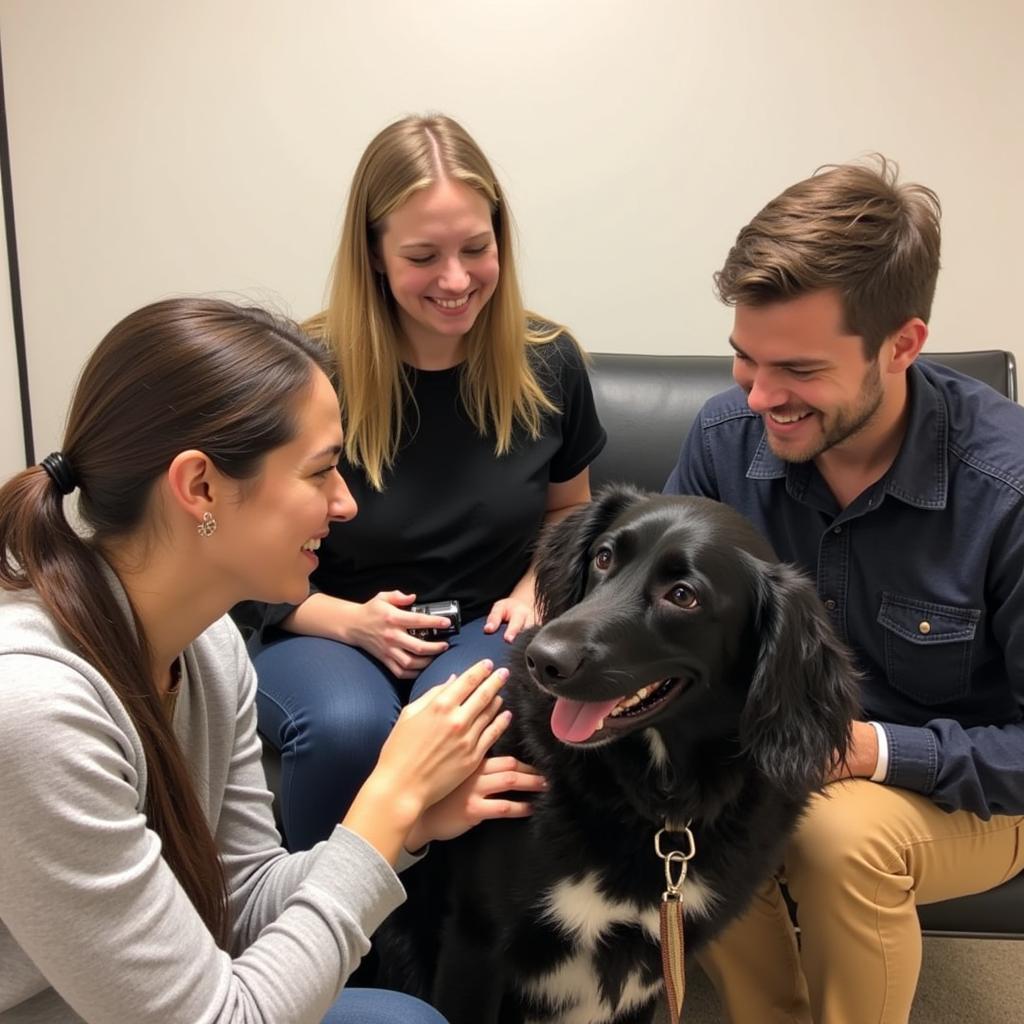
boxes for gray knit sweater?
[0,585,408,1023]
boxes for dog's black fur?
[372,488,859,1023]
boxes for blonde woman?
[236,115,605,851]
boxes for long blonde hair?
[308,113,561,490]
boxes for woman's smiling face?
[212,368,356,605]
[377,177,499,357]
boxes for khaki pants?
[697,780,1024,1024]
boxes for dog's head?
[525,485,858,795]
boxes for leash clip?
[654,820,695,900]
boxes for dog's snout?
[525,635,584,683]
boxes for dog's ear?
[534,484,647,621]
[740,559,860,793]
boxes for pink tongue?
[550,697,623,743]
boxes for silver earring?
[197,511,218,538]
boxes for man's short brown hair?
[714,157,941,357]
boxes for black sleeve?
[544,335,607,483]
[229,601,289,644]
[229,586,317,645]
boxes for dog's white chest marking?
[522,952,662,1024]
[540,871,662,946]
[526,870,718,1022]
[541,870,717,940]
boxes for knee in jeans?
[272,696,398,774]
[303,705,396,757]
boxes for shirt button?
[825,599,837,611]
[919,621,931,634]
[833,526,842,534]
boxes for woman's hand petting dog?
[343,660,512,862]
[405,756,547,852]
[382,661,512,810]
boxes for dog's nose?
[525,635,585,683]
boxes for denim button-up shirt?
[665,360,1024,817]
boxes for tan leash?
[655,821,696,1024]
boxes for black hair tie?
[40,452,77,496]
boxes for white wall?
[2,0,1022,457]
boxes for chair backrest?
[586,350,1018,492]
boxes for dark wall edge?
[0,28,34,467]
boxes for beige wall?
[0,191,24,478]
[2,0,1022,457]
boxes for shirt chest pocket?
[877,593,981,704]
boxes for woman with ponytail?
[0,297,541,1024]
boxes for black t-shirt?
[232,334,606,639]
[312,333,606,621]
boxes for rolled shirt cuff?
[868,720,889,783]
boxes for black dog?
[376,487,859,1023]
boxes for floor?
[652,937,1024,1023]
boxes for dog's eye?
[668,584,700,609]
[594,547,613,570]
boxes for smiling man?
[665,159,1024,1023]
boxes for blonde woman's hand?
[404,756,546,851]
[484,596,538,643]
[348,590,451,678]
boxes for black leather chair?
[587,350,1018,499]
[261,348,1022,937]
[587,348,1023,940]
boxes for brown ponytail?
[0,298,332,947]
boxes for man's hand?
[828,720,880,782]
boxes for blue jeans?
[324,987,446,1023]
[252,616,510,851]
